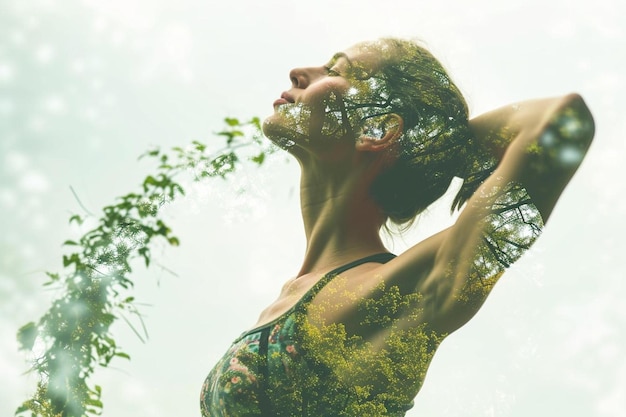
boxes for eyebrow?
[327,52,353,68]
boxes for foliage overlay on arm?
[15,117,273,417]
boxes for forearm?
[426,94,594,333]
[480,93,595,220]
[468,95,576,160]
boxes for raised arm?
[421,93,595,333]
[468,93,595,220]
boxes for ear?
[355,113,404,152]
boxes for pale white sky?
[1,0,625,416]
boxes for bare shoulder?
[365,228,452,295]
[303,231,450,334]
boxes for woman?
[200,38,594,416]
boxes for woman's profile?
[200,38,594,416]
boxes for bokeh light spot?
[0,63,15,82]
[558,145,584,166]
[34,44,55,64]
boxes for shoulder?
[372,228,450,293]
[304,236,447,336]
[345,229,454,333]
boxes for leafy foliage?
[457,183,544,307]
[200,180,544,416]
[296,278,442,415]
[15,117,273,417]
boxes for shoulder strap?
[298,252,396,307]
[235,253,397,340]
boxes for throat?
[297,221,388,279]
[297,159,388,278]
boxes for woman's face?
[262,42,389,154]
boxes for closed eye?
[324,66,342,77]
[324,53,370,80]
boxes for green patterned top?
[200,252,443,417]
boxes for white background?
[1,0,624,416]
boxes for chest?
[252,273,320,329]
[255,268,416,340]
[252,262,387,330]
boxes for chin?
[261,113,276,137]
[262,116,300,150]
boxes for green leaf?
[44,271,61,285]
[172,183,185,197]
[250,116,261,130]
[143,175,157,188]
[251,152,265,165]
[224,117,240,126]
[217,130,244,138]
[138,148,160,160]
[63,253,81,267]
[85,398,103,407]
[69,214,83,225]
[138,247,150,267]
[14,403,31,415]
[16,322,38,351]
[63,240,79,246]
[192,140,206,152]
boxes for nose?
[289,67,308,89]
[289,66,323,89]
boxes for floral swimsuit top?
[199,252,426,417]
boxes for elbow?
[539,92,595,168]
[561,92,596,142]
[563,92,585,102]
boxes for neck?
[294,150,388,277]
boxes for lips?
[273,97,290,106]
[274,91,295,107]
